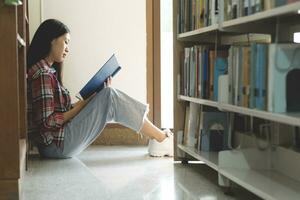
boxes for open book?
[76,54,121,100]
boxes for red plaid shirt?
[27,59,72,147]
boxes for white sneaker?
[148,129,174,157]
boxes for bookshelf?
[0,0,29,199]
[179,95,300,127]
[173,1,300,200]
[221,2,300,29]
[177,144,219,170]
[178,24,219,41]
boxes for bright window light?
[160,0,174,129]
[298,9,300,14]
[293,32,300,43]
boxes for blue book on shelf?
[213,57,228,101]
[190,47,196,97]
[200,112,229,152]
[255,44,268,110]
[77,54,121,100]
[197,47,202,98]
[275,0,286,7]
[202,49,209,98]
[250,44,257,109]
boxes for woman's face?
[49,33,70,63]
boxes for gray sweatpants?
[38,87,148,158]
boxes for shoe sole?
[149,151,173,157]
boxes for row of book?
[180,43,300,113]
[228,44,268,110]
[222,0,300,21]
[180,45,228,100]
[182,103,230,151]
[221,0,267,21]
[178,0,219,33]
[178,0,300,33]
[180,103,284,152]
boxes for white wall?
[28,0,147,103]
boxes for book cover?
[213,57,228,101]
[184,47,190,96]
[242,46,250,108]
[204,0,210,26]
[218,74,229,103]
[210,0,218,25]
[255,44,268,110]
[264,0,273,10]
[183,105,190,145]
[187,103,201,147]
[202,48,209,98]
[195,46,200,97]
[219,0,225,22]
[77,54,121,100]
[199,0,205,27]
[237,46,244,106]
[209,50,216,100]
[250,43,257,109]
[268,43,300,113]
[232,47,239,105]
[228,47,234,104]
[200,111,229,152]
[197,46,203,98]
[189,47,194,97]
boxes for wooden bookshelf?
[173,1,300,199]
[0,0,29,199]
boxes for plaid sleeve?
[31,72,64,130]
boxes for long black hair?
[27,19,70,84]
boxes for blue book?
[202,49,209,98]
[255,44,267,110]
[200,112,230,152]
[249,44,257,109]
[77,54,121,100]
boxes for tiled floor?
[23,146,262,200]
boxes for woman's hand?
[104,76,113,87]
[74,93,96,108]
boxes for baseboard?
[92,124,149,145]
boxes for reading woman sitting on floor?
[27,19,173,159]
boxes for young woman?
[27,19,173,159]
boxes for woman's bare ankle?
[157,133,167,142]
